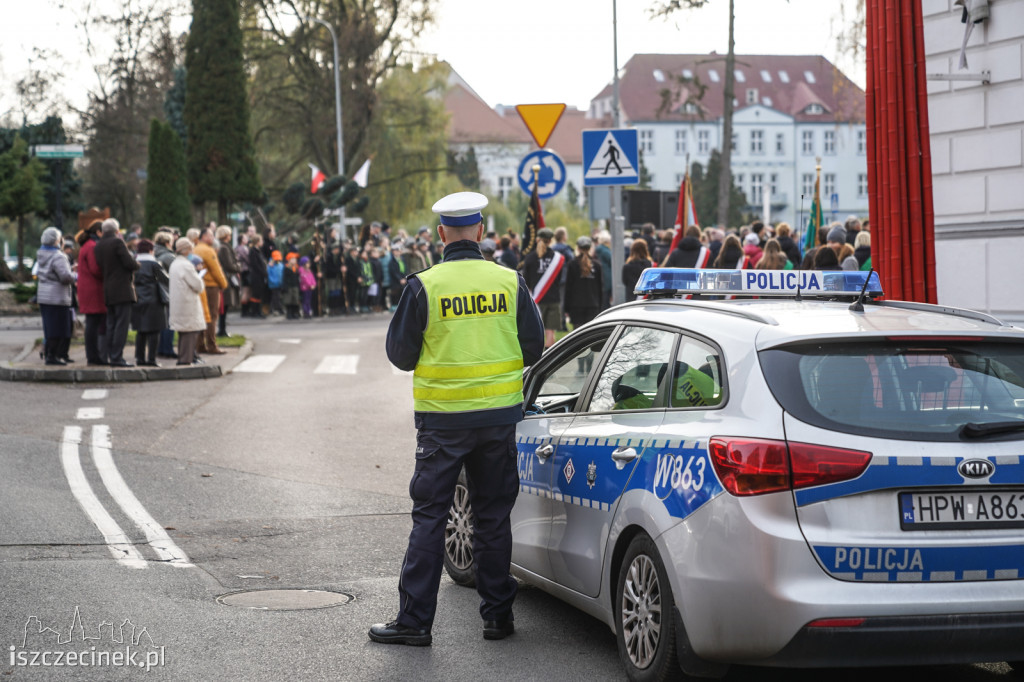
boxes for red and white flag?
[309,164,327,194]
[531,251,564,303]
[666,172,700,255]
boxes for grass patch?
[39,332,247,348]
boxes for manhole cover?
[217,589,354,611]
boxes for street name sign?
[32,144,84,159]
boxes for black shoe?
[87,360,109,366]
[139,361,161,368]
[61,357,75,364]
[45,357,67,366]
[483,618,515,640]
[109,359,134,368]
[368,620,432,646]
[157,352,179,359]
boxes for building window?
[746,88,758,105]
[698,130,710,154]
[735,173,745,200]
[760,69,772,83]
[731,132,738,153]
[675,173,686,186]
[802,173,814,198]
[775,132,785,155]
[683,101,698,114]
[735,69,746,83]
[778,70,790,83]
[708,69,720,82]
[805,103,825,115]
[750,129,764,154]
[857,129,866,154]
[640,129,654,154]
[750,173,764,205]
[770,173,779,195]
[858,173,868,197]
[824,173,836,198]
[801,130,814,155]
[804,70,817,84]
[824,130,836,155]
[498,176,514,201]
[653,69,666,82]
[675,129,688,155]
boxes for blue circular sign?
[517,150,566,199]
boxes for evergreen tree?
[164,66,188,146]
[144,120,192,234]
[184,0,262,223]
[691,151,744,228]
[0,135,47,277]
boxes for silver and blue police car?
[443,268,1024,680]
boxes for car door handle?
[535,444,554,462]
[611,446,638,470]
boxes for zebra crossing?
[230,338,411,376]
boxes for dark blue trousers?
[398,423,520,629]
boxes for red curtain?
[866,0,937,302]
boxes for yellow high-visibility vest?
[414,260,523,413]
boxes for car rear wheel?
[443,470,476,587]
[615,534,680,682]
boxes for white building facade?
[924,0,1024,323]
[589,54,869,228]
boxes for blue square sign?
[582,129,639,187]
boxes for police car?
[443,268,1024,680]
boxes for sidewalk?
[1,316,253,383]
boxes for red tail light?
[807,618,866,628]
[709,438,872,496]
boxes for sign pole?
[609,0,625,306]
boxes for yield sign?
[516,103,566,148]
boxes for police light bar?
[634,268,884,298]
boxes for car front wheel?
[442,470,476,587]
[615,534,680,682]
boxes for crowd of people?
[31,210,871,367]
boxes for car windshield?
[760,339,1024,441]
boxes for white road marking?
[59,426,147,569]
[391,365,413,376]
[91,426,193,568]
[314,355,359,375]
[233,354,287,373]
[76,407,105,420]
[82,389,108,400]
[278,338,301,344]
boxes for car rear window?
[760,339,1024,441]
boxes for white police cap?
[431,191,487,228]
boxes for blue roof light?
[634,268,883,298]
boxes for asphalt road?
[0,314,1017,680]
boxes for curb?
[1,340,254,383]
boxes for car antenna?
[848,268,876,313]
[795,193,805,303]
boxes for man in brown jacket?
[93,218,139,367]
[193,227,228,354]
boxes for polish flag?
[353,159,371,188]
[309,164,327,194]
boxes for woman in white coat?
[169,237,206,365]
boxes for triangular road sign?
[585,131,637,180]
[516,103,566,148]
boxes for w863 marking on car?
[634,442,724,519]
[652,453,706,494]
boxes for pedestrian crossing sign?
[582,129,639,187]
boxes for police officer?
[370,192,544,646]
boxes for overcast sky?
[0,0,863,124]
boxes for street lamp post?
[303,15,346,232]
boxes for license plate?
[899,489,1024,530]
